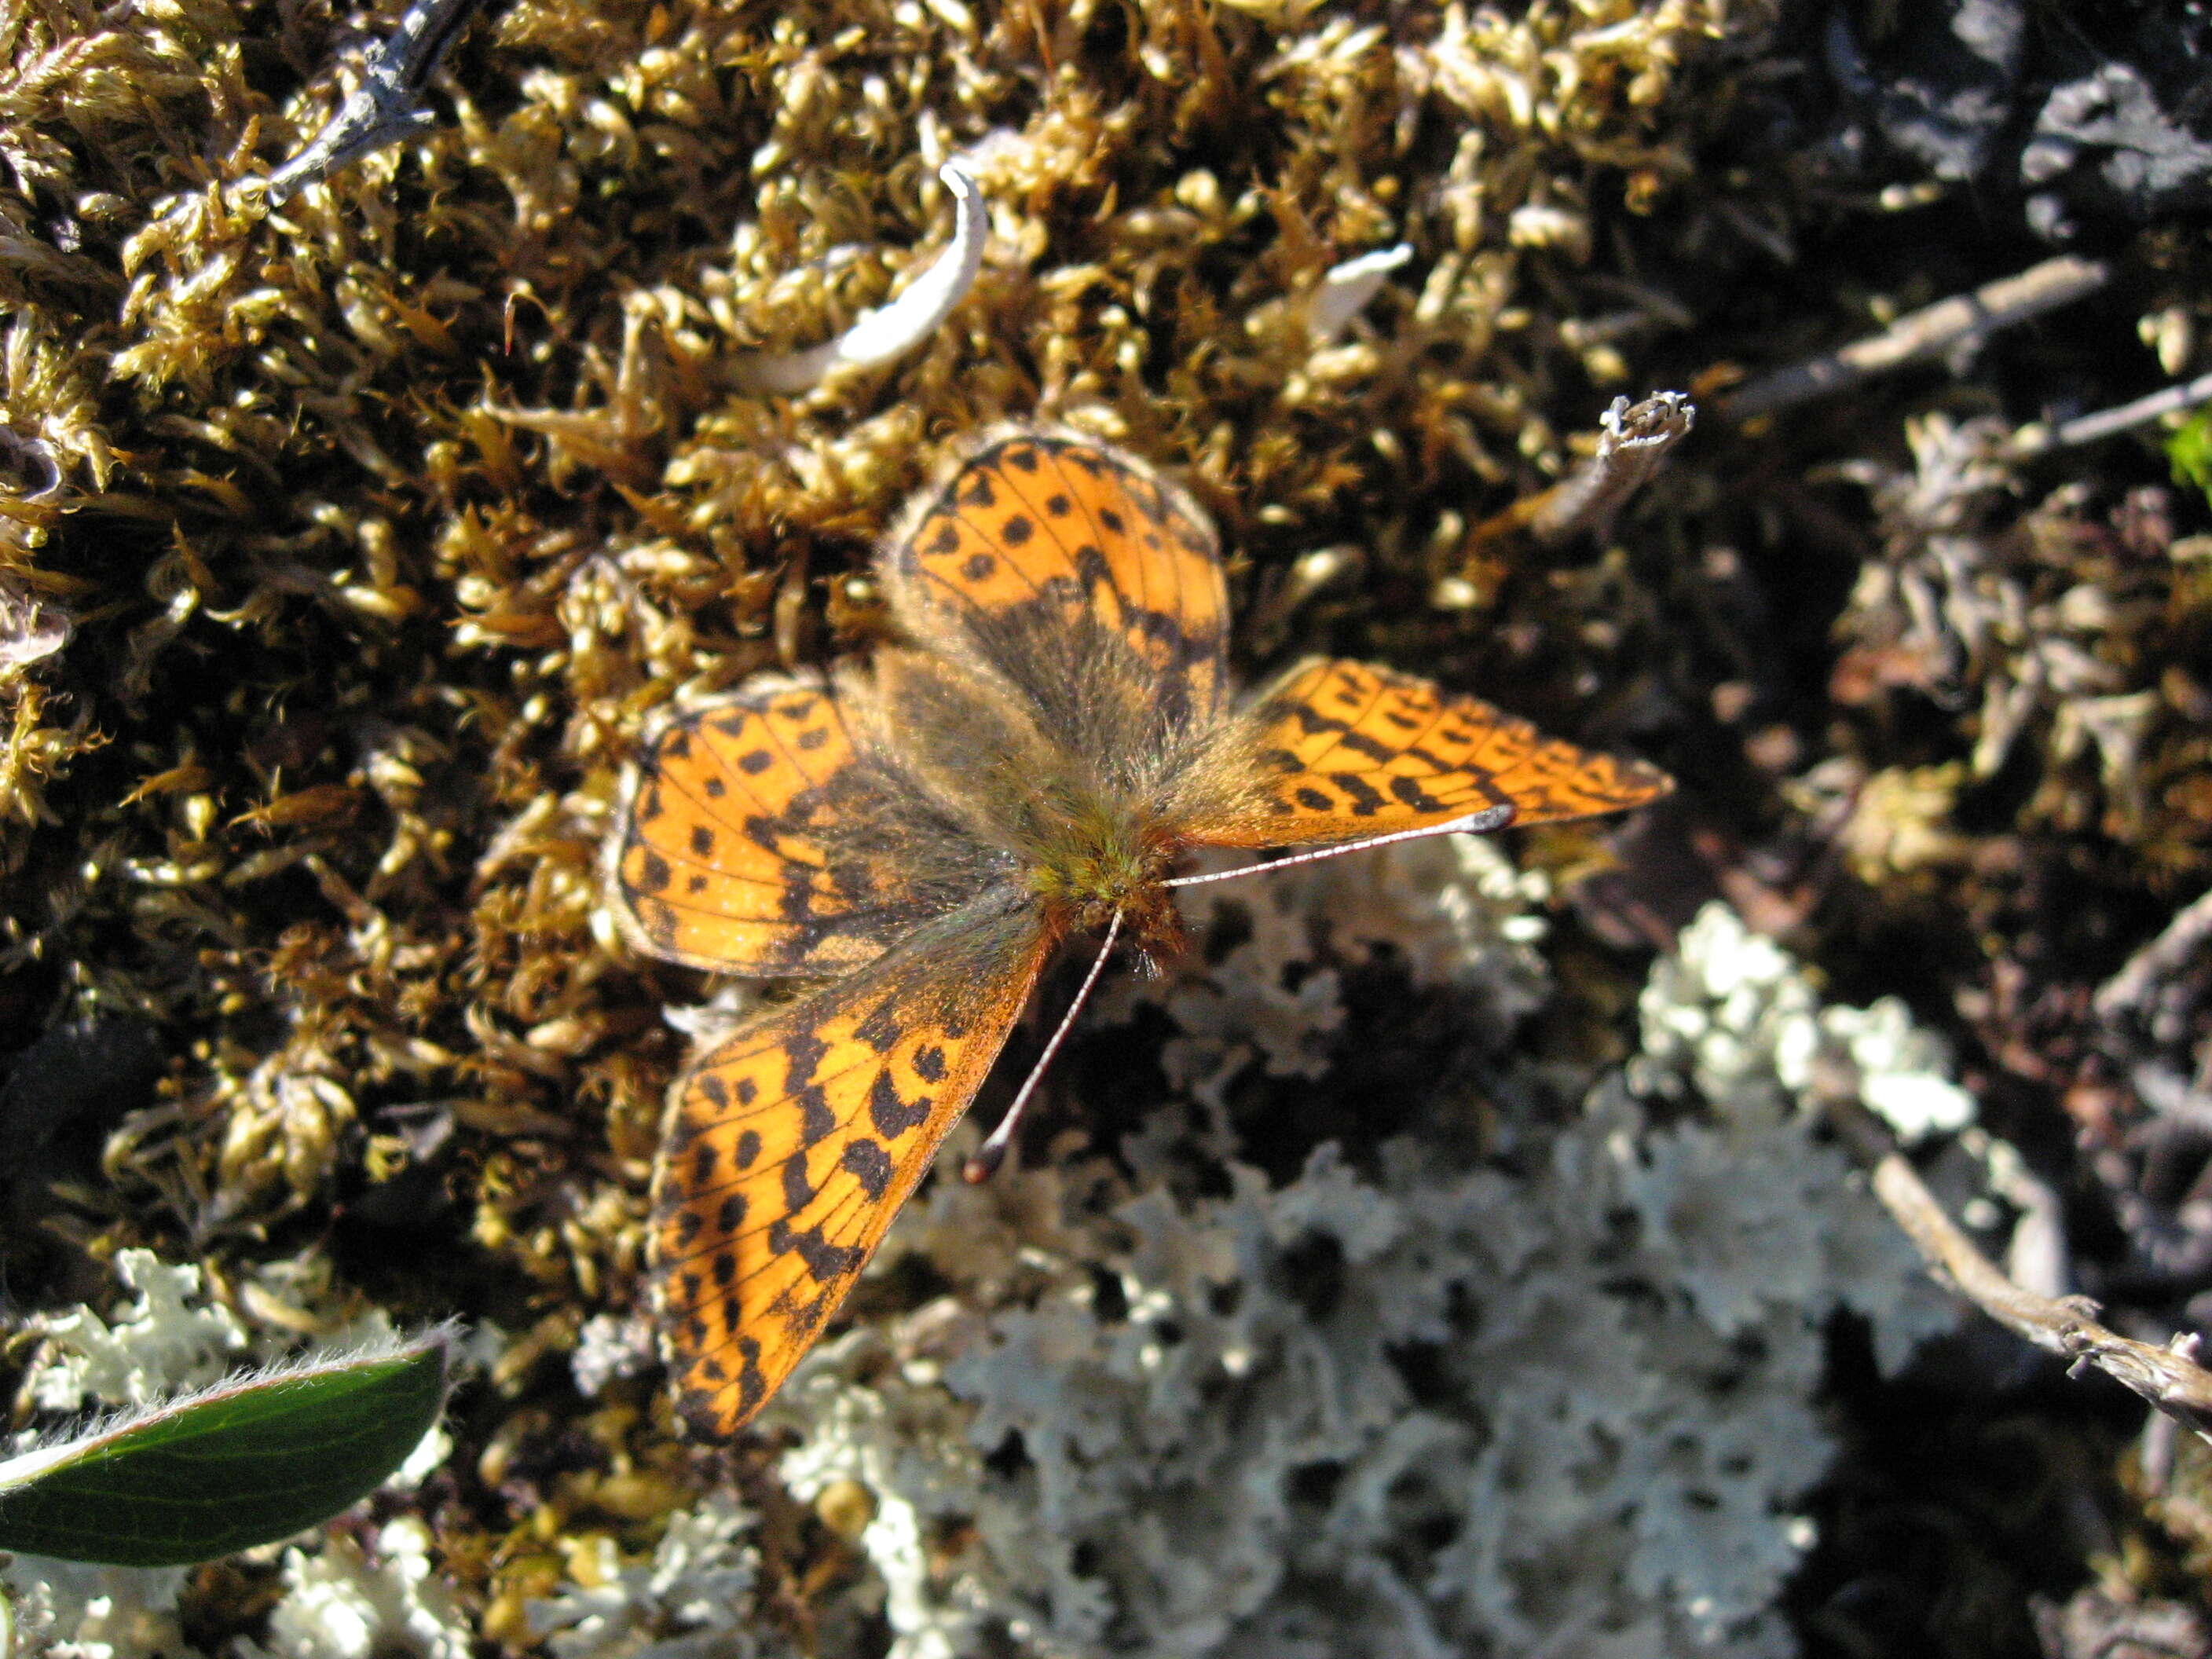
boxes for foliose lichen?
[512,855,1958,1659]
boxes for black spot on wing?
[869,1070,930,1138]
[840,1137,894,1200]
[852,998,903,1054]
[782,1152,814,1212]
[769,1216,862,1283]
[1331,772,1388,815]
[1389,775,1449,812]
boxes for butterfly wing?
[877,428,1232,731]
[650,894,1050,1438]
[1189,657,1671,849]
[606,677,948,976]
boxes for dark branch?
[262,0,491,205]
[1827,1093,2212,1445]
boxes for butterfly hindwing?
[606,679,940,976]
[881,429,1233,727]
[650,898,1051,1439]
[1194,657,1672,848]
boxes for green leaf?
[2167,408,2212,504]
[0,1328,452,1567]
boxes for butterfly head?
[1024,786,1187,968]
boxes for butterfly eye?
[827,573,888,639]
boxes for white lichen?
[1098,833,1553,1120]
[569,1310,661,1398]
[527,1493,762,1659]
[0,1563,191,1659]
[639,866,1964,1657]
[16,1249,250,1417]
[1636,902,1975,1144]
[237,1519,471,1659]
[5,872,1974,1659]
[1,1253,245,1659]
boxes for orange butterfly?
[605,427,1670,1438]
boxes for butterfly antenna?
[1163,804,1516,888]
[964,909,1124,1184]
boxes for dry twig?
[2095,884,2212,1024]
[260,0,492,205]
[1828,1096,2212,1444]
[1722,255,2111,419]
[2016,370,2212,455]
[1467,391,1694,549]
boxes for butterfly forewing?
[607,680,936,976]
[650,899,1050,1438]
[1191,657,1672,849]
[881,430,1233,723]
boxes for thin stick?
[2094,884,2212,1023]
[1465,394,1694,551]
[1165,806,1515,889]
[1827,1093,2212,1444]
[1722,255,2111,419]
[262,0,492,205]
[963,910,1123,1183]
[2016,370,2212,455]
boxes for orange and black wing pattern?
[879,429,1232,722]
[1194,657,1672,849]
[606,678,932,976]
[650,899,1049,1439]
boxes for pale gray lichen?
[12,862,1968,1659]
[569,1309,661,1398]
[10,1508,471,1659]
[0,1563,191,1659]
[14,1249,250,1417]
[1095,835,1553,1122]
[236,1519,472,1659]
[1635,902,1976,1145]
[537,845,1962,1659]
[526,1493,762,1659]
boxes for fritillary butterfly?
[606,427,1671,1437]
